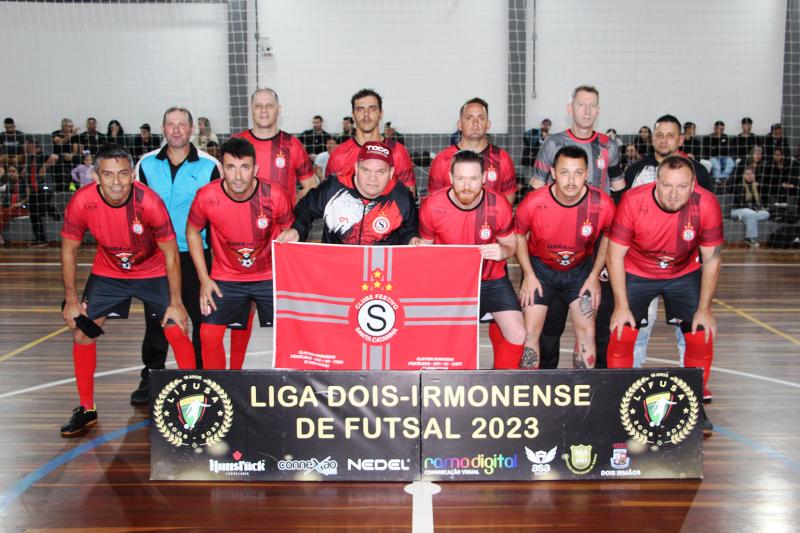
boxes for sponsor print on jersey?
[237,248,255,268]
[116,252,133,270]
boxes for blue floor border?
[0,420,149,513]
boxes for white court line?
[405,481,440,533]
[648,356,800,389]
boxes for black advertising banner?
[150,369,703,482]
[149,370,421,481]
[420,369,703,481]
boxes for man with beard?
[417,149,525,369]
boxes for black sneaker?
[60,406,98,437]
[130,375,150,405]
[700,405,714,435]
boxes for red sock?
[200,324,227,369]
[491,324,524,369]
[229,309,255,370]
[73,342,96,410]
[607,325,638,368]
[684,330,714,389]
[488,321,503,351]
[163,325,196,370]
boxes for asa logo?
[525,445,557,475]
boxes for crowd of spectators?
[0,113,798,248]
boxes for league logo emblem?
[154,375,233,448]
[372,213,391,235]
[682,223,695,242]
[479,223,493,241]
[257,215,269,230]
[115,252,133,270]
[620,372,699,446]
[275,151,286,169]
[486,166,498,182]
[237,248,255,268]
[657,256,674,269]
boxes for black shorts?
[627,270,701,331]
[83,274,169,321]
[479,277,521,318]
[203,279,274,327]
[530,256,592,307]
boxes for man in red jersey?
[415,149,525,369]
[607,155,723,433]
[325,88,416,196]
[515,146,615,369]
[187,137,295,370]
[427,98,516,203]
[60,144,195,437]
[234,87,315,205]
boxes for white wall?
[255,0,509,134]
[527,0,786,135]
[0,2,229,136]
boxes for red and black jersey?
[326,137,416,189]
[188,179,294,281]
[61,182,175,279]
[609,183,724,279]
[515,185,615,271]
[292,174,418,246]
[427,144,517,198]
[233,130,313,205]
[419,188,514,280]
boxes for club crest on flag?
[353,268,401,344]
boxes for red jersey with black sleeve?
[61,182,175,279]
[326,137,416,190]
[515,185,615,271]
[187,179,294,282]
[427,144,517,198]
[418,188,514,281]
[609,183,724,279]
[233,130,313,205]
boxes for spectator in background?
[22,138,60,247]
[131,123,160,160]
[1,118,25,166]
[707,120,734,183]
[51,118,80,192]
[383,121,406,145]
[522,118,551,168]
[337,116,355,144]
[634,126,652,157]
[606,128,623,150]
[205,140,220,160]
[300,115,332,160]
[734,145,765,180]
[191,116,219,151]
[682,121,702,160]
[106,120,125,147]
[731,166,769,247]
[78,117,106,155]
[764,123,789,157]
[736,117,758,160]
[622,143,641,171]
[764,147,798,205]
[314,137,337,182]
[71,153,95,189]
[0,163,28,247]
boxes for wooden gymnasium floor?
[0,246,798,532]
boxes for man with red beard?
[416,149,525,369]
[283,141,418,245]
[325,89,416,196]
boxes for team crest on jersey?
[237,248,255,268]
[131,217,144,235]
[554,250,575,267]
[372,212,391,235]
[275,151,286,169]
[257,215,269,230]
[596,157,606,170]
[486,166,498,182]
[682,223,695,242]
[581,220,593,237]
[479,223,493,241]
[115,252,133,270]
[657,256,675,269]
